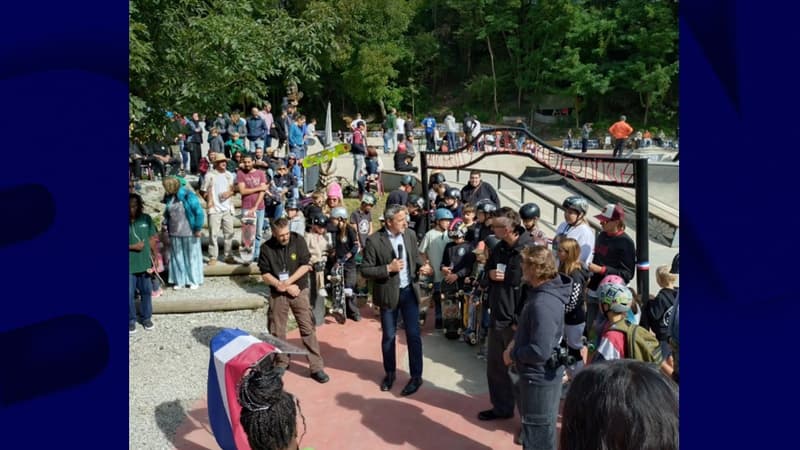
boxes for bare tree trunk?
[379,99,386,118]
[643,92,651,127]
[518,86,523,109]
[487,35,499,118]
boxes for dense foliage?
[130,0,678,139]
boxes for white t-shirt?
[204,170,235,214]
[395,117,406,136]
[554,221,595,267]
[470,120,481,138]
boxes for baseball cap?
[595,203,625,222]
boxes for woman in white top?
[553,195,595,268]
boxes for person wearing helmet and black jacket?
[406,194,428,242]
[328,206,361,322]
[441,219,477,292]
[478,210,535,423]
[444,187,463,219]
[473,199,499,244]
[504,245,572,450]
[386,174,416,208]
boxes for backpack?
[609,320,663,365]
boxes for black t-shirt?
[408,211,428,242]
[385,189,408,208]
[258,232,311,293]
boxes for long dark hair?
[560,360,679,450]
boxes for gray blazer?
[360,227,424,310]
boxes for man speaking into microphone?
[361,204,433,396]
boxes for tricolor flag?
[208,328,278,450]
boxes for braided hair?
[238,356,307,450]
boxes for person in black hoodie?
[406,194,428,242]
[478,211,535,422]
[646,265,678,361]
[586,203,636,334]
[505,245,572,450]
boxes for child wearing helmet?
[441,219,476,292]
[285,198,305,237]
[327,205,361,322]
[406,194,428,242]
[444,187,463,219]
[385,175,415,208]
[306,214,331,326]
[420,208,454,329]
[519,202,548,246]
[350,193,376,257]
[593,283,635,361]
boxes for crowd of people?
[130,104,679,449]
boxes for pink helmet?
[327,182,343,200]
[599,274,625,287]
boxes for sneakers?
[151,288,163,298]
[173,285,184,290]
[143,319,154,330]
[188,284,199,290]
[129,323,137,334]
[207,258,217,266]
[224,255,237,264]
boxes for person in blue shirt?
[422,113,437,151]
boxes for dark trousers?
[487,326,517,416]
[187,142,201,173]
[309,269,326,326]
[380,286,423,378]
[520,378,562,450]
[268,288,325,373]
[425,132,435,151]
[581,138,588,153]
[613,138,626,157]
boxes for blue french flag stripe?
[208,329,278,450]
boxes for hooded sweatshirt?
[512,273,572,383]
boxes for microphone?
[396,244,403,260]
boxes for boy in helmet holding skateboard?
[419,208,454,329]
[519,202,548,246]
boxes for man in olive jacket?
[361,205,433,396]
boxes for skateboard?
[328,262,346,324]
[418,275,434,325]
[240,211,256,263]
[301,143,352,168]
[441,282,464,340]
[462,287,484,346]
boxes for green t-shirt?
[129,214,156,274]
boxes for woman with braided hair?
[238,357,309,450]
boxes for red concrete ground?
[173,309,557,449]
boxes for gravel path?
[129,305,270,449]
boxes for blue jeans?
[249,138,265,153]
[353,154,365,185]
[519,378,562,450]
[272,203,285,221]
[290,144,306,159]
[517,136,526,151]
[447,131,457,150]
[380,286,423,378]
[129,272,153,325]
[252,208,266,261]
[383,129,396,153]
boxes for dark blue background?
[0,0,792,447]
[0,0,127,448]
[682,0,799,448]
